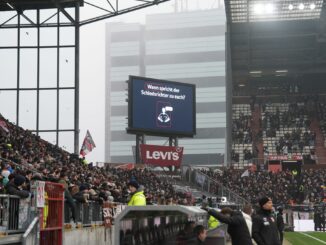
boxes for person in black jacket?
[252,197,281,245]
[207,207,253,245]
[6,174,30,198]
[276,207,285,244]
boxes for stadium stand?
[232,104,254,165]
[262,102,315,158]
[199,167,326,205]
[0,114,194,209]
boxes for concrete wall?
[64,226,114,245]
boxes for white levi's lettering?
[146,150,180,161]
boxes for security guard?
[127,180,146,206]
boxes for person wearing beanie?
[127,180,146,206]
[252,197,281,245]
[6,174,30,198]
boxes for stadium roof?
[225,0,325,23]
[226,0,326,88]
[0,0,171,27]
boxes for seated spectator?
[176,221,196,245]
[188,225,207,245]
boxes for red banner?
[267,155,303,161]
[140,144,184,167]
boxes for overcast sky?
[79,0,225,162]
[0,0,224,163]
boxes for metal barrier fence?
[64,200,103,225]
[0,194,31,232]
[181,166,248,206]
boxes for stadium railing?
[0,194,31,233]
[64,200,103,226]
[181,166,249,205]
[22,217,39,245]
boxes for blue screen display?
[129,76,196,137]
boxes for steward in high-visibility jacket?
[208,215,220,229]
[127,180,146,206]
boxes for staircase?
[310,118,326,163]
[251,104,264,161]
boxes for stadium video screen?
[127,76,196,137]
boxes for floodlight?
[288,4,294,10]
[249,70,262,74]
[265,3,274,14]
[299,3,304,10]
[310,3,316,10]
[254,4,264,14]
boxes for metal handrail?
[22,217,39,245]
[194,169,249,204]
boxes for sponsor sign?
[268,155,303,161]
[36,181,45,208]
[140,144,183,167]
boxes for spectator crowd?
[200,168,326,205]
[0,114,193,210]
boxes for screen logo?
[156,102,173,128]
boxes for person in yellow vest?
[127,180,146,206]
[208,214,220,229]
[292,169,298,176]
[202,201,220,229]
[43,192,49,228]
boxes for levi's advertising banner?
[140,144,184,167]
[129,76,195,137]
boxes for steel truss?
[0,0,170,153]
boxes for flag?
[0,119,9,133]
[80,130,96,157]
[241,169,249,178]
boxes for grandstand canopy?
[225,0,326,91]
[0,0,83,11]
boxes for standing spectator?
[319,209,325,232]
[73,184,90,203]
[252,197,281,245]
[276,207,285,244]
[207,207,253,245]
[127,180,146,206]
[242,204,256,245]
[58,172,76,222]
[6,174,30,198]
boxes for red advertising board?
[140,144,184,167]
[267,155,303,161]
